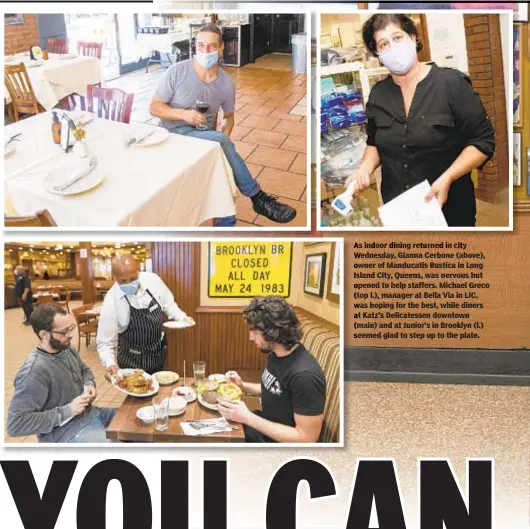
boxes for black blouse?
[366,64,495,227]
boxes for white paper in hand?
[378,180,448,229]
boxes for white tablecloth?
[4,53,103,110]
[4,112,237,227]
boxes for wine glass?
[195,99,209,131]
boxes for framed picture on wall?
[514,132,522,186]
[527,147,530,194]
[514,24,523,128]
[326,244,340,304]
[5,14,24,25]
[515,3,528,22]
[304,253,327,297]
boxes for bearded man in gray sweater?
[7,304,117,443]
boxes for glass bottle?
[51,112,61,144]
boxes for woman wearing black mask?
[347,14,495,227]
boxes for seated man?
[150,23,297,227]
[218,297,326,443]
[7,304,116,443]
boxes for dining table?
[106,371,262,443]
[4,52,103,110]
[4,111,238,227]
[33,291,60,300]
[37,284,64,290]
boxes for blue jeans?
[69,407,117,443]
[170,125,261,227]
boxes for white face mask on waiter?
[378,37,417,75]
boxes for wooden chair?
[4,64,44,121]
[77,41,103,59]
[48,38,69,54]
[4,210,57,227]
[87,85,134,124]
[57,290,71,313]
[73,304,98,351]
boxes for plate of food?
[197,381,243,411]
[112,368,159,397]
[208,373,226,384]
[172,385,196,403]
[153,371,179,386]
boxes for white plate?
[197,393,219,411]
[43,161,105,196]
[112,369,160,398]
[153,371,179,386]
[125,127,169,147]
[168,396,187,416]
[163,320,195,329]
[136,406,155,424]
[59,54,77,60]
[169,407,186,417]
[208,373,226,384]
[172,386,196,403]
[4,144,15,157]
[27,62,43,68]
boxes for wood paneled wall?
[151,242,267,374]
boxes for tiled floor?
[108,53,308,228]
[4,301,125,443]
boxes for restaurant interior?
[319,12,511,228]
[4,240,341,443]
[4,13,308,228]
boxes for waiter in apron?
[96,255,194,377]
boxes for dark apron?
[117,289,166,375]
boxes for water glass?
[193,361,206,387]
[152,395,169,432]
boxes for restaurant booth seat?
[297,314,340,444]
[4,285,17,309]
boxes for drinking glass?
[193,361,206,387]
[152,395,169,432]
[195,99,209,130]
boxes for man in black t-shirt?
[14,266,33,326]
[218,297,326,443]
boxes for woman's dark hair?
[198,23,223,46]
[243,296,302,349]
[30,303,67,337]
[363,14,423,57]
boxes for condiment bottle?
[42,49,49,60]
[51,111,61,144]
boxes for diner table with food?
[4,52,103,110]
[106,368,258,443]
[4,111,237,227]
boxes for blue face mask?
[196,50,219,69]
[119,279,140,296]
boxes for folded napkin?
[52,161,93,191]
[181,418,234,436]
